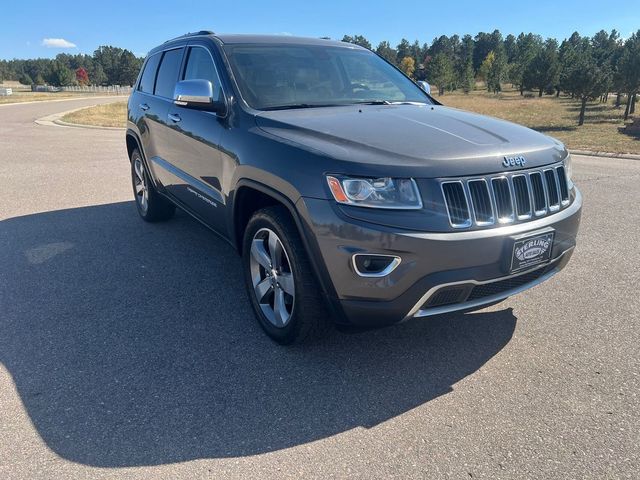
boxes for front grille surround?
[440,161,571,229]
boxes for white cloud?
[41,38,77,48]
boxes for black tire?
[242,205,331,345]
[130,148,175,222]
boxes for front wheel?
[242,206,330,344]
[130,148,175,222]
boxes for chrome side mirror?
[417,81,431,95]
[173,79,222,112]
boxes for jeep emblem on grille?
[503,155,526,168]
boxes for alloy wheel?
[133,156,148,214]
[249,228,295,327]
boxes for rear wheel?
[242,206,330,344]
[130,148,175,222]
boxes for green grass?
[439,86,638,154]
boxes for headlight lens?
[564,154,573,187]
[326,175,423,209]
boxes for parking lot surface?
[0,98,638,479]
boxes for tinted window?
[139,53,161,94]
[154,48,183,98]
[224,45,431,110]
[183,47,223,102]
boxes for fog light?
[352,254,401,277]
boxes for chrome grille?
[441,162,571,229]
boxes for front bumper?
[297,187,582,327]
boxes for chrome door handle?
[168,113,181,123]
[139,103,150,111]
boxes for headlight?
[326,175,423,209]
[564,154,573,187]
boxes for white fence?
[31,85,132,95]
[0,88,13,96]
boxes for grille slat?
[544,169,560,209]
[468,180,493,224]
[512,175,531,218]
[530,172,547,214]
[556,166,569,203]
[491,177,514,223]
[440,161,571,229]
[441,182,471,227]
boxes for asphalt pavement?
[0,97,638,479]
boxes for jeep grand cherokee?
[126,31,582,344]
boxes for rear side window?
[139,53,161,94]
[183,47,223,101]
[154,48,183,99]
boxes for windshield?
[223,44,432,110]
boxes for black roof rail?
[164,31,214,43]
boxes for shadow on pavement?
[0,202,517,467]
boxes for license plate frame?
[509,230,555,273]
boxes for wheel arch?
[125,129,161,189]
[231,179,346,323]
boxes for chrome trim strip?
[402,247,574,321]
[150,155,225,205]
[352,254,401,278]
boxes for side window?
[139,53,161,94]
[154,48,183,99]
[183,47,223,101]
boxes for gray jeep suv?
[126,31,582,344]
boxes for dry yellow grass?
[0,91,110,104]
[439,87,639,154]
[61,101,127,128]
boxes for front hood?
[255,104,566,177]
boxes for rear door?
[143,47,185,189]
[134,52,166,172]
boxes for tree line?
[0,46,143,88]
[343,30,640,125]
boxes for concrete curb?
[35,104,125,131]
[570,150,640,161]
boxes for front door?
[161,44,228,235]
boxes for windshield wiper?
[351,100,391,105]
[388,101,429,105]
[262,103,343,111]
[350,100,429,106]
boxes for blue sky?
[2,0,639,59]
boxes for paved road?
[0,98,638,479]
